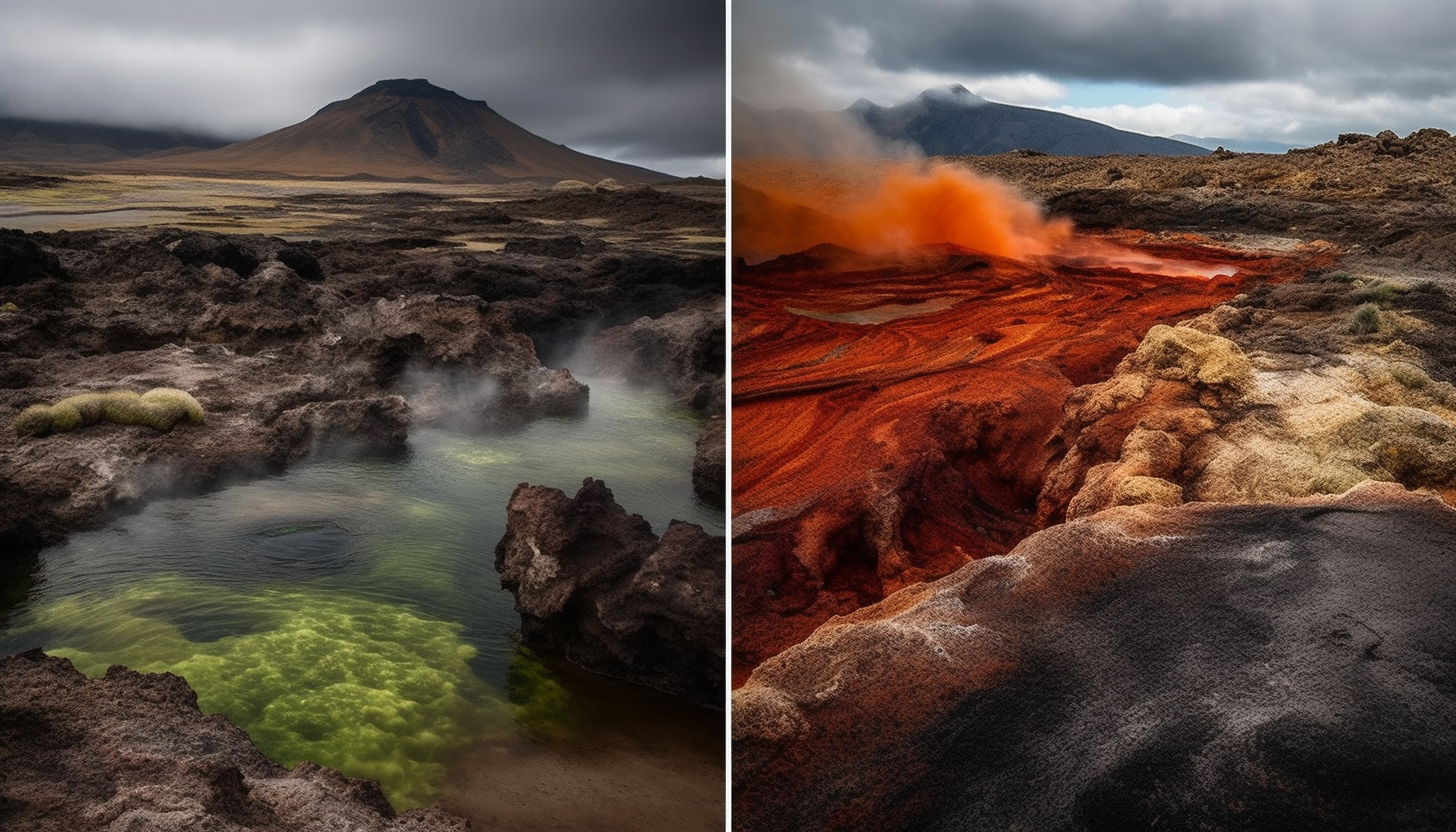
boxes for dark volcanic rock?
[0,228,68,286]
[495,478,724,708]
[171,232,263,277]
[692,414,726,507]
[269,395,411,460]
[733,483,1456,832]
[585,295,726,412]
[0,649,467,831]
[503,234,605,259]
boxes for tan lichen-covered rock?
[1047,301,1456,517]
[1125,323,1257,391]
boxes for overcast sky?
[734,0,1456,150]
[0,0,724,177]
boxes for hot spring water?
[0,379,724,810]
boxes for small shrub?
[1410,280,1446,298]
[1349,303,1382,334]
[1388,362,1432,390]
[1352,280,1409,307]
[1325,271,1357,283]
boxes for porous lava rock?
[0,228,67,286]
[584,294,726,503]
[495,478,724,708]
[584,294,726,414]
[692,414,726,506]
[0,648,468,831]
[733,483,1456,832]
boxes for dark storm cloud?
[0,0,724,176]
[736,0,1456,103]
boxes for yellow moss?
[48,403,85,432]
[59,392,107,425]
[141,387,206,426]
[12,405,53,436]
[12,387,206,436]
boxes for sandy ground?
[441,666,724,832]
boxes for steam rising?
[735,158,1074,264]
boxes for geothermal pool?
[0,378,724,820]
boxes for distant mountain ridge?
[2,79,674,184]
[736,85,1209,158]
[0,116,228,164]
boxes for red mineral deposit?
[731,159,1332,684]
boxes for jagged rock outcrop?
[585,294,726,413]
[0,649,468,831]
[734,483,1456,832]
[494,478,724,708]
[692,414,726,506]
[585,294,726,503]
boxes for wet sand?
[441,661,724,832]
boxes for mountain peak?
[353,78,472,104]
[918,84,987,106]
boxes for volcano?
[131,79,674,184]
[735,85,1207,158]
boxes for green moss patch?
[20,576,512,808]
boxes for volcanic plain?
[732,129,1456,830]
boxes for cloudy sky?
[734,0,1456,150]
[0,0,724,177]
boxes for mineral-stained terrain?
[733,130,1456,829]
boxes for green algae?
[507,646,576,737]
[19,575,512,809]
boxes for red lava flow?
[730,159,1335,684]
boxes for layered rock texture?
[496,479,725,708]
[0,649,468,831]
[733,135,1456,829]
